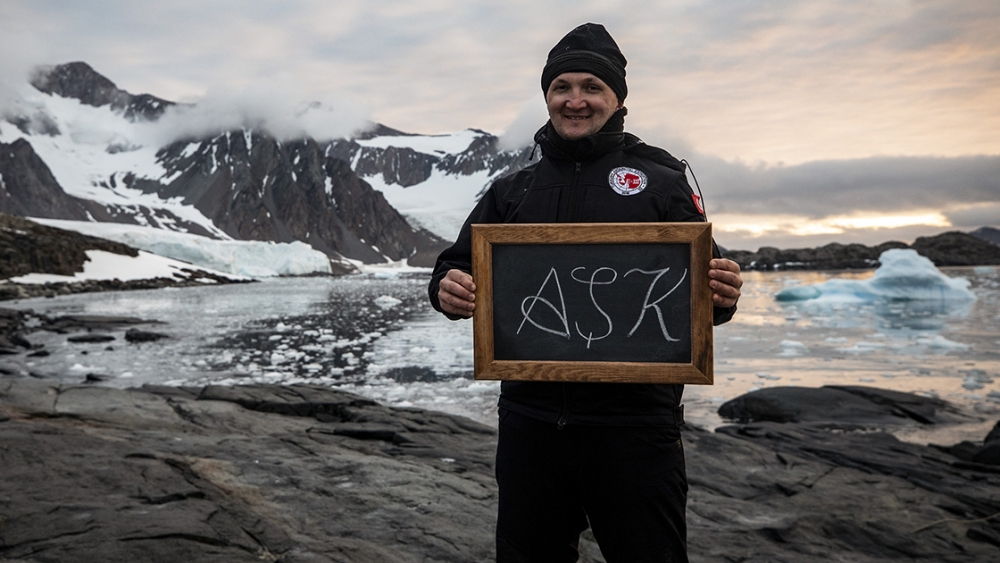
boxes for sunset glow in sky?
[1,0,997,250]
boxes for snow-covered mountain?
[0,62,536,269]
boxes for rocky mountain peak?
[30,62,174,121]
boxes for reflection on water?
[4,266,999,444]
[686,266,1000,444]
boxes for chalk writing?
[517,267,570,338]
[571,267,616,349]
[624,268,687,341]
[515,264,689,349]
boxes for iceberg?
[775,249,975,303]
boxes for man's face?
[545,72,621,141]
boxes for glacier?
[775,249,976,303]
[30,219,337,278]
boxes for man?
[428,23,743,563]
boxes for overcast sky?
[1,0,997,250]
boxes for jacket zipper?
[558,162,582,431]
[567,162,583,222]
[557,384,568,430]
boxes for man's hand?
[438,269,476,318]
[708,259,742,308]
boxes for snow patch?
[30,219,336,278]
[9,249,242,284]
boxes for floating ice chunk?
[777,286,821,301]
[963,377,985,390]
[960,369,993,390]
[756,373,781,380]
[777,340,808,357]
[987,391,1000,403]
[375,295,402,311]
[824,337,848,343]
[836,342,885,354]
[915,335,969,351]
[775,249,975,303]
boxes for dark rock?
[971,226,1000,246]
[986,421,1000,444]
[940,440,986,462]
[84,373,109,383]
[973,443,1000,466]
[31,62,174,121]
[0,212,137,281]
[67,334,116,343]
[0,139,92,220]
[27,349,49,357]
[125,328,169,342]
[0,380,503,563]
[149,133,448,267]
[9,333,32,348]
[727,230,1000,270]
[911,231,1000,266]
[717,385,968,426]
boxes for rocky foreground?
[1,380,999,563]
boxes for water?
[5,267,999,444]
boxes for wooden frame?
[471,222,714,384]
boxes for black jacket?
[429,120,736,427]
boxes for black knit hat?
[541,23,627,103]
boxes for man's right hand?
[438,269,476,318]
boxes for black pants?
[495,409,689,563]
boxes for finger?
[446,270,477,293]
[713,293,737,308]
[439,290,475,316]
[441,278,476,302]
[710,281,741,299]
[709,271,743,289]
[710,259,741,274]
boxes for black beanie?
[541,23,627,103]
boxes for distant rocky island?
[725,228,1000,271]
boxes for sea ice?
[775,249,976,303]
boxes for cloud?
[497,97,548,151]
[0,17,51,117]
[148,83,373,145]
[944,202,1000,229]
[692,154,1000,219]
[4,0,998,164]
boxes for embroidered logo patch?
[608,167,648,196]
[691,193,705,215]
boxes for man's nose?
[566,92,587,109]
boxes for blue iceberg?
[775,249,976,303]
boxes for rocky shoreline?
[725,230,1000,271]
[1,378,998,562]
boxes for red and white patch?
[608,167,648,196]
[691,193,705,215]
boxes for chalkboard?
[471,223,714,384]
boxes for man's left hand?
[708,259,742,308]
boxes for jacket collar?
[534,107,628,162]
